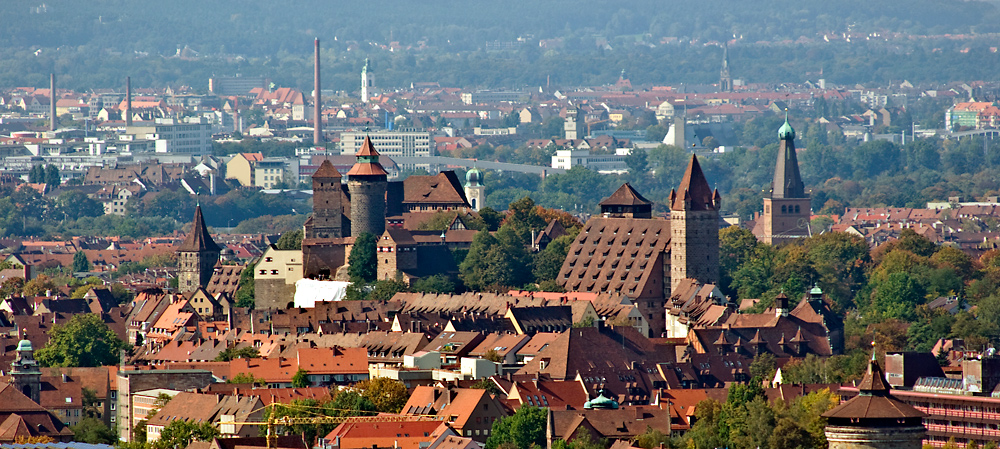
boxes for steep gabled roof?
[178,205,221,252]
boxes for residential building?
[123,117,213,155]
[340,129,432,161]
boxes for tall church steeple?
[669,155,720,291]
[773,111,805,199]
[177,205,221,292]
[757,112,812,245]
[720,43,733,92]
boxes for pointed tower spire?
[178,205,221,252]
[671,155,716,211]
[177,205,221,292]
[773,110,805,199]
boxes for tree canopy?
[36,313,125,367]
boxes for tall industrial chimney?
[49,73,56,132]
[126,76,133,126]
[314,38,322,146]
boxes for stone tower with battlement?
[306,159,344,239]
[759,113,812,245]
[177,205,221,292]
[347,136,388,237]
[669,154,721,291]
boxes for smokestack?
[314,38,322,146]
[126,76,133,126]
[50,73,56,132]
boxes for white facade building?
[124,117,213,155]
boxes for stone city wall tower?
[346,136,388,237]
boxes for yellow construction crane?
[220,404,446,449]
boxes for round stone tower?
[822,351,926,449]
[347,136,388,237]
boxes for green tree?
[153,420,219,449]
[36,313,125,367]
[484,406,546,449]
[234,264,255,308]
[369,279,408,302]
[276,229,303,250]
[411,274,456,294]
[228,373,266,385]
[291,368,310,388]
[70,417,116,444]
[56,191,103,221]
[72,251,91,273]
[478,207,504,231]
[624,149,648,175]
[45,164,61,189]
[215,346,260,361]
[632,426,670,449]
[348,232,377,283]
[355,377,409,413]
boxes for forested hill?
[4,1,1000,90]
[6,0,998,54]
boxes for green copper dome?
[583,390,619,410]
[466,167,483,186]
[778,111,795,140]
[17,340,32,352]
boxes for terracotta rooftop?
[823,355,925,421]
[671,155,717,211]
[599,183,651,207]
[312,159,342,179]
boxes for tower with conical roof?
[669,154,720,291]
[464,167,485,212]
[177,205,221,292]
[306,159,344,238]
[822,350,925,448]
[347,136,388,237]
[759,112,811,245]
[720,43,732,92]
[9,336,41,404]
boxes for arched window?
[794,205,800,213]
[781,205,787,214]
